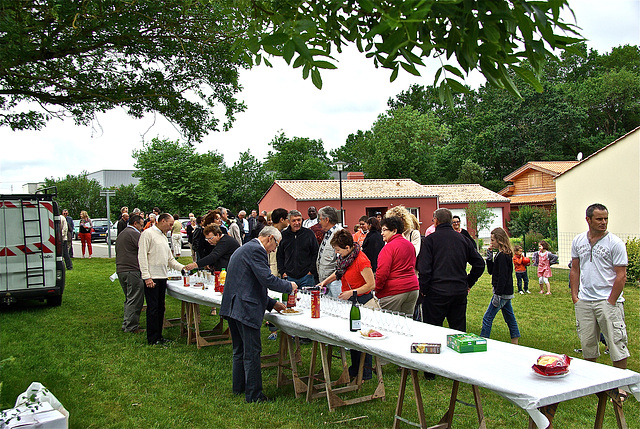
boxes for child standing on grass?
[481,228,520,344]
[535,240,553,295]
[513,245,530,294]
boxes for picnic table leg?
[595,389,628,429]
[306,341,320,403]
[471,385,486,429]
[437,380,460,428]
[393,368,427,429]
[319,342,346,411]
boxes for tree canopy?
[2,0,582,139]
[264,132,332,180]
[43,173,104,219]
[236,0,582,103]
[132,137,225,215]
[0,0,246,141]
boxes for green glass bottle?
[349,291,361,332]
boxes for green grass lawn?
[1,259,638,428]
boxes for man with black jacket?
[416,208,485,332]
[277,210,319,287]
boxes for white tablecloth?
[166,281,640,428]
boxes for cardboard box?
[411,343,441,354]
[446,333,487,353]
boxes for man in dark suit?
[220,225,298,403]
[116,212,130,235]
[184,224,240,272]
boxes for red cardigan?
[374,234,418,299]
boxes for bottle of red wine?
[349,291,361,332]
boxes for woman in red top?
[319,229,375,380]
[376,216,419,315]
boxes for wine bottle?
[349,291,361,332]
[282,292,289,304]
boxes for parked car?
[73,220,80,240]
[109,222,118,244]
[90,218,111,242]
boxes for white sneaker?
[519,291,524,295]
[526,290,531,294]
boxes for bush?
[510,237,523,249]
[626,238,640,283]
[544,238,558,253]
[524,232,544,252]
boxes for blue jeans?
[481,297,520,339]
[516,271,529,292]
[285,274,315,288]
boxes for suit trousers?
[144,278,167,344]
[227,317,264,402]
[118,271,145,332]
[422,290,468,332]
[62,240,72,269]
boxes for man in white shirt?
[139,213,185,345]
[302,206,318,228]
[570,203,629,376]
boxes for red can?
[214,271,221,292]
[311,290,320,318]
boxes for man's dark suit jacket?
[195,234,240,271]
[220,238,293,329]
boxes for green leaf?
[312,60,337,69]
[261,32,290,46]
[283,41,296,64]
[293,36,313,61]
[511,65,543,92]
[400,61,421,77]
[311,68,323,89]
[390,65,399,82]
[443,64,465,79]
[445,78,470,93]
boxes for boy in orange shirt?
[513,245,531,294]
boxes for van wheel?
[47,296,62,307]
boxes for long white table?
[166,281,640,428]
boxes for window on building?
[407,207,420,225]
[528,172,542,189]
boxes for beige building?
[555,127,640,266]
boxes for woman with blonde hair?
[481,227,520,344]
[385,205,421,256]
[78,210,93,258]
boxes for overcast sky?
[1,0,639,193]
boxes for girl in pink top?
[537,240,552,295]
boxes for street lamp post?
[100,189,116,258]
[335,161,345,226]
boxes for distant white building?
[86,170,139,188]
[21,182,46,193]
[555,127,640,266]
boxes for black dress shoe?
[423,371,436,381]
[249,394,273,403]
[159,337,173,344]
[150,340,165,346]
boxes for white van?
[0,189,65,306]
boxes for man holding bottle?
[220,226,298,403]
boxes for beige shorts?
[574,299,629,362]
